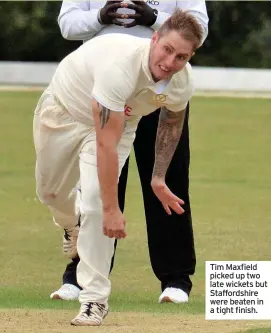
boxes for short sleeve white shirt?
[51,33,194,125]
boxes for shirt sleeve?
[167,101,188,113]
[176,0,209,44]
[167,79,195,112]
[92,66,135,112]
[58,1,104,41]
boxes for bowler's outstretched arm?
[92,98,126,239]
[152,106,186,215]
[153,106,186,180]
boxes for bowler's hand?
[151,177,185,215]
[103,209,127,239]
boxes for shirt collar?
[142,42,154,84]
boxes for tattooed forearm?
[98,103,111,129]
[152,106,186,179]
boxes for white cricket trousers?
[33,87,139,304]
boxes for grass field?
[0,91,271,332]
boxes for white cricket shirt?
[50,33,194,125]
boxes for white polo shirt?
[51,33,194,125]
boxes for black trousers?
[63,104,196,295]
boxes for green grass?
[235,329,271,333]
[0,92,271,319]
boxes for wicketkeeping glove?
[122,1,158,28]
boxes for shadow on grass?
[0,287,204,314]
[235,329,271,333]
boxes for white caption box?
[205,261,271,320]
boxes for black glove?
[123,1,158,28]
[99,1,124,26]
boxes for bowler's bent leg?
[33,89,86,258]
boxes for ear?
[187,51,195,62]
[151,31,159,44]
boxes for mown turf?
[0,93,270,322]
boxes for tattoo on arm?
[153,106,186,179]
[98,103,111,129]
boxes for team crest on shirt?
[152,94,167,107]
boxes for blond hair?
[158,9,203,50]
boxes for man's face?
[149,30,194,82]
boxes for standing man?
[50,0,208,304]
[34,10,203,326]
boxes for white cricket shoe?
[50,284,80,301]
[71,302,109,326]
[63,225,79,259]
[159,287,189,303]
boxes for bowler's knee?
[36,187,57,206]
